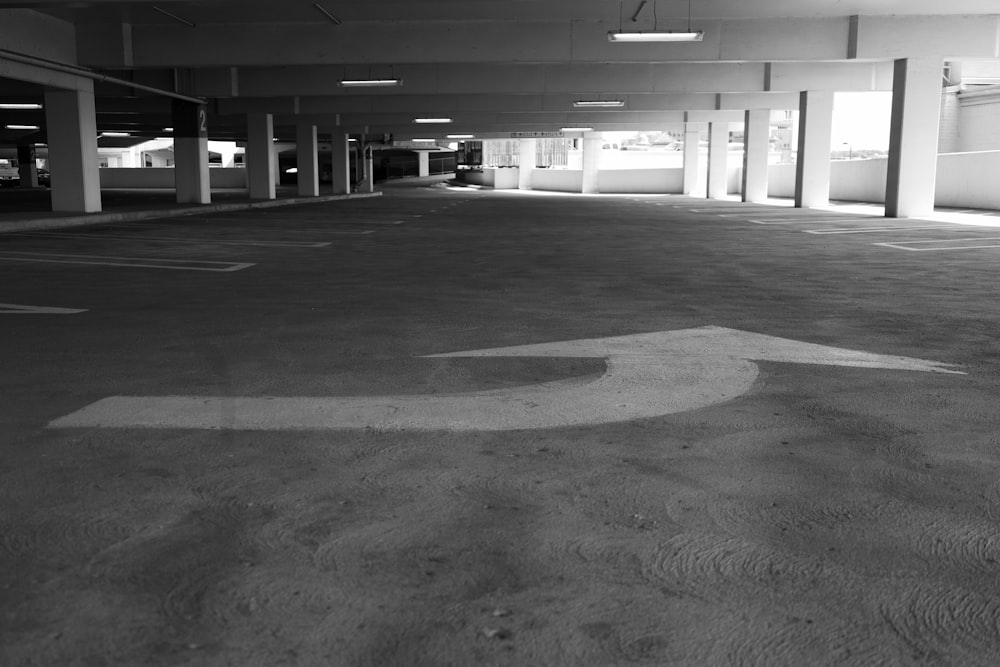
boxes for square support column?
[17,144,38,188]
[581,132,601,194]
[247,112,275,200]
[706,122,729,199]
[296,122,319,197]
[518,139,536,190]
[742,109,771,203]
[794,91,834,208]
[418,151,430,177]
[682,126,701,195]
[331,131,351,194]
[172,100,210,204]
[886,57,944,218]
[44,87,101,213]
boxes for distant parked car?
[0,166,17,187]
[37,169,50,187]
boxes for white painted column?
[706,121,729,199]
[296,122,319,197]
[172,100,210,204]
[247,112,275,200]
[886,57,944,218]
[742,109,770,203]
[581,132,601,194]
[43,87,101,213]
[417,151,430,177]
[682,125,700,195]
[517,138,536,190]
[794,91,835,208]
[331,131,351,194]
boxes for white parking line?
[747,218,871,225]
[803,225,955,235]
[13,231,332,248]
[0,251,254,272]
[874,237,1000,251]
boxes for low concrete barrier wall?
[99,168,248,189]
[529,168,582,192]
[598,168,684,194]
[935,151,1000,209]
[767,151,1000,209]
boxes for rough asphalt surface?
[2,179,999,666]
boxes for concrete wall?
[959,91,1000,152]
[597,168,684,194]
[530,168,583,192]
[767,151,1000,209]
[99,167,248,189]
[935,151,1000,209]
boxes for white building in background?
[939,60,1000,153]
[98,140,245,169]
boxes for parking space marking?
[0,302,87,314]
[748,218,871,225]
[0,251,254,272]
[803,225,955,235]
[874,237,1000,251]
[12,231,332,248]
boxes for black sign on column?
[172,100,208,139]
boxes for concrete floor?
[2,179,1000,665]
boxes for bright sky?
[832,92,893,151]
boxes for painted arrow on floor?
[47,326,962,432]
[0,302,87,314]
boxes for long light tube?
[413,117,452,124]
[607,31,704,42]
[5,124,40,130]
[573,100,625,108]
[0,103,42,110]
[339,78,402,87]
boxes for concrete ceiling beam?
[75,15,1000,68]
[850,15,1000,59]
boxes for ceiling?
[1,1,999,144]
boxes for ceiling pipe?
[0,48,206,105]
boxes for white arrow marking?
[0,302,87,315]
[47,326,962,432]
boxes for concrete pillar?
[17,144,38,188]
[43,87,101,213]
[886,57,944,218]
[682,126,700,195]
[418,151,430,177]
[331,131,351,194]
[706,121,729,199]
[359,145,374,193]
[247,112,275,200]
[517,138,536,190]
[742,109,770,203]
[296,122,319,197]
[172,100,210,204]
[794,91,835,208]
[581,132,601,194]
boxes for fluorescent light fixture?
[573,100,625,108]
[5,124,40,130]
[561,127,594,132]
[349,138,357,142]
[446,134,474,139]
[0,103,42,110]
[285,167,298,174]
[412,139,437,143]
[413,117,452,124]
[162,127,173,132]
[607,31,704,42]
[339,78,402,88]
[100,131,131,137]
[313,3,342,25]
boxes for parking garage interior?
[3,2,1000,665]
